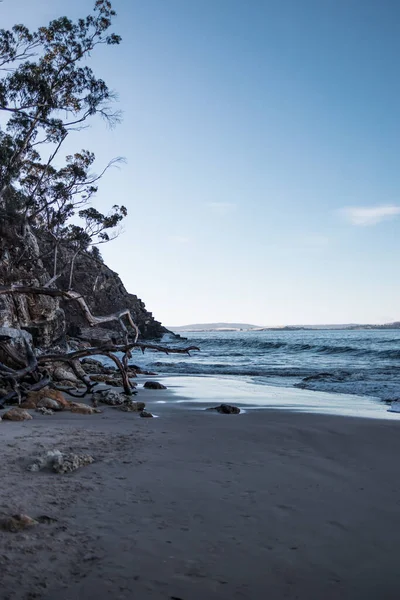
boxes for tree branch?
[0,285,140,342]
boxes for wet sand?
[1,384,400,599]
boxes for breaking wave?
[131,329,400,401]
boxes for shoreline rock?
[206,404,241,415]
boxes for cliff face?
[0,223,65,349]
[47,248,167,342]
[0,226,167,349]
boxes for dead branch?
[103,352,134,395]
[0,337,37,380]
[39,356,98,397]
[0,287,199,405]
[0,285,140,342]
[0,340,27,368]
[0,372,51,406]
[39,342,200,363]
[38,342,200,396]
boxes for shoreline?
[141,374,400,421]
[1,381,400,599]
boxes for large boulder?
[92,389,131,406]
[69,402,98,415]
[21,388,70,410]
[143,381,166,390]
[2,407,33,421]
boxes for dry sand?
[1,386,400,600]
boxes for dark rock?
[81,358,105,368]
[206,404,241,414]
[143,381,167,390]
[140,410,154,418]
[0,224,170,356]
[129,365,155,376]
[118,401,146,412]
[89,374,132,388]
[39,238,169,340]
[92,389,130,406]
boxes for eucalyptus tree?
[0,0,126,272]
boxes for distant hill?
[168,322,261,332]
[168,321,400,332]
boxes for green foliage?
[0,1,127,254]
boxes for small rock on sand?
[35,407,54,415]
[69,402,98,414]
[140,410,154,418]
[28,450,95,474]
[143,381,166,390]
[206,404,241,414]
[118,401,146,412]
[0,514,38,532]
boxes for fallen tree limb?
[0,337,37,380]
[0,372,51,406]
[0,285,140,342]
[0,341,27,369]
[38,342,200,396]
[39,342,200,362]
[0,287,199,404]
[39,352,134,395]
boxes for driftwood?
[39,343,200,395]
[0,337,37,380]
[0,285,200,404]
[0,285,140,342]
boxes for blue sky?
[2,0,400,325]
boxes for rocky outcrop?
[0,225,168,353]
[39,240,167,341]
[2,407,33,421]
[0,224,65,349]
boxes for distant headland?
[168,322,400,332]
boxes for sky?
[2,0,400,326]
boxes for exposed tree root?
[0,286,200,404]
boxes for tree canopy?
[0,0,127,271]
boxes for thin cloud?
[206,202,236,215]
[340,205,400,226]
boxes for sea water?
[127,329,400,417]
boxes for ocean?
[131,329,400,409]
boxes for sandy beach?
[1,382,400,600]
